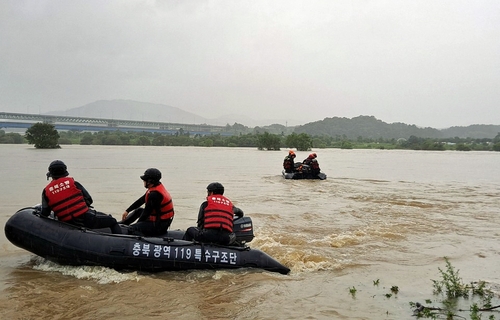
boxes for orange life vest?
[44,177,88,222]
[145,183,174,222]
[203,195,234,233]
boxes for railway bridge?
[0,112,232,136]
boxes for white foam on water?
[31,257,143,284]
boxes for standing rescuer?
[41,160,122,234]
[183,182,237,245]
[283,150,296,173]
[121,168,174,236]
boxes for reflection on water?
[1,145,500,319]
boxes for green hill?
[440,125,500,139]
[293,116,443,140]
[289,116,500,140]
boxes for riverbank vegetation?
[349,258,500,319]
[2,125,500,151]
[410,258,500,319]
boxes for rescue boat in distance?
[282,163,327,180]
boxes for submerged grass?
[410,257,499,319]
[348,257,500,319]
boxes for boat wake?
[30,256,143,284]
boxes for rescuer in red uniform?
[283,150,297,173]
[40,160,122,234]
[302,152,321,176]
[183,182,243,245]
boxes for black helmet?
[47,160,68,179]
[141,168,162,184]
[207,182,224,195]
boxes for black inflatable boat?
[4,206,290,275]
[282,163,327,180]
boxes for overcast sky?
[1,1,499,128]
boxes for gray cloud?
[1,0,499,128]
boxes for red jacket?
[44,177,88,221]
[203,195,234,232]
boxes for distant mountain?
[293,116,443,140]
[440,125,500,139]
[46,99,211,124]
[45,99,293,127]
[293,116,500,140]
[43,100,500,139]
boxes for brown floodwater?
[1,145,499,319]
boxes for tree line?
[2,123,500,151]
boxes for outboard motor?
[232,216,254,245]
